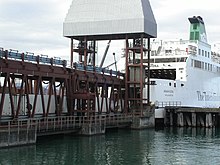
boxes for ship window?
[146,58,187,63]
[198,49,201,55]
[181,84,184,87]
[193,24,197,30]
[179,68,184,70]
[190,32,194,40]
[195,32,200,40]
[194,60,202,68]
[191,59,194,67]
[208,52,210,58]
[201,62,204,69]
[174,83,176,87]
[151,50,157,56]
[169,82,171,86]
[165,50,172,54]
[205,51,207,57]
[205,63,207,70]
[202,50,204,56]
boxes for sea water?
[0,128,220,165]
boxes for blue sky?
[0,0,220,66]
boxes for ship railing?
[160,40,198,45]
[156,101,181,108]
[0,48,67,67]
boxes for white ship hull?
[147,72,220,118]
[144,16,220,119]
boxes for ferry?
[144,16,220,120]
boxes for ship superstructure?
[145,16,220,118]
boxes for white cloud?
[0,0,72,58]
[1,0,220,65]
[150,0,220,44]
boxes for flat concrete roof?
[63,0,157,40]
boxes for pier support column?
[177,113,184,127]
[185,114,192,126]
[213,114,216,126]
[170,112,173,126]
[131,116,155,129]
[197,115,205,127]
[131,105,155,129]
[164,110,169,126]
[206,113,213,128]
[192,113,196,127]
[80,123,105,135]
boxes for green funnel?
[188,16,207,43]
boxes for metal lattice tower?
[63,0,157,115]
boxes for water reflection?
[153,128,220,165]
[0,128,220,165]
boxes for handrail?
[0,114,132,133]
[0,48,67,67]
[73,62,124,78]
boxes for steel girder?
[0,54,124,120]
